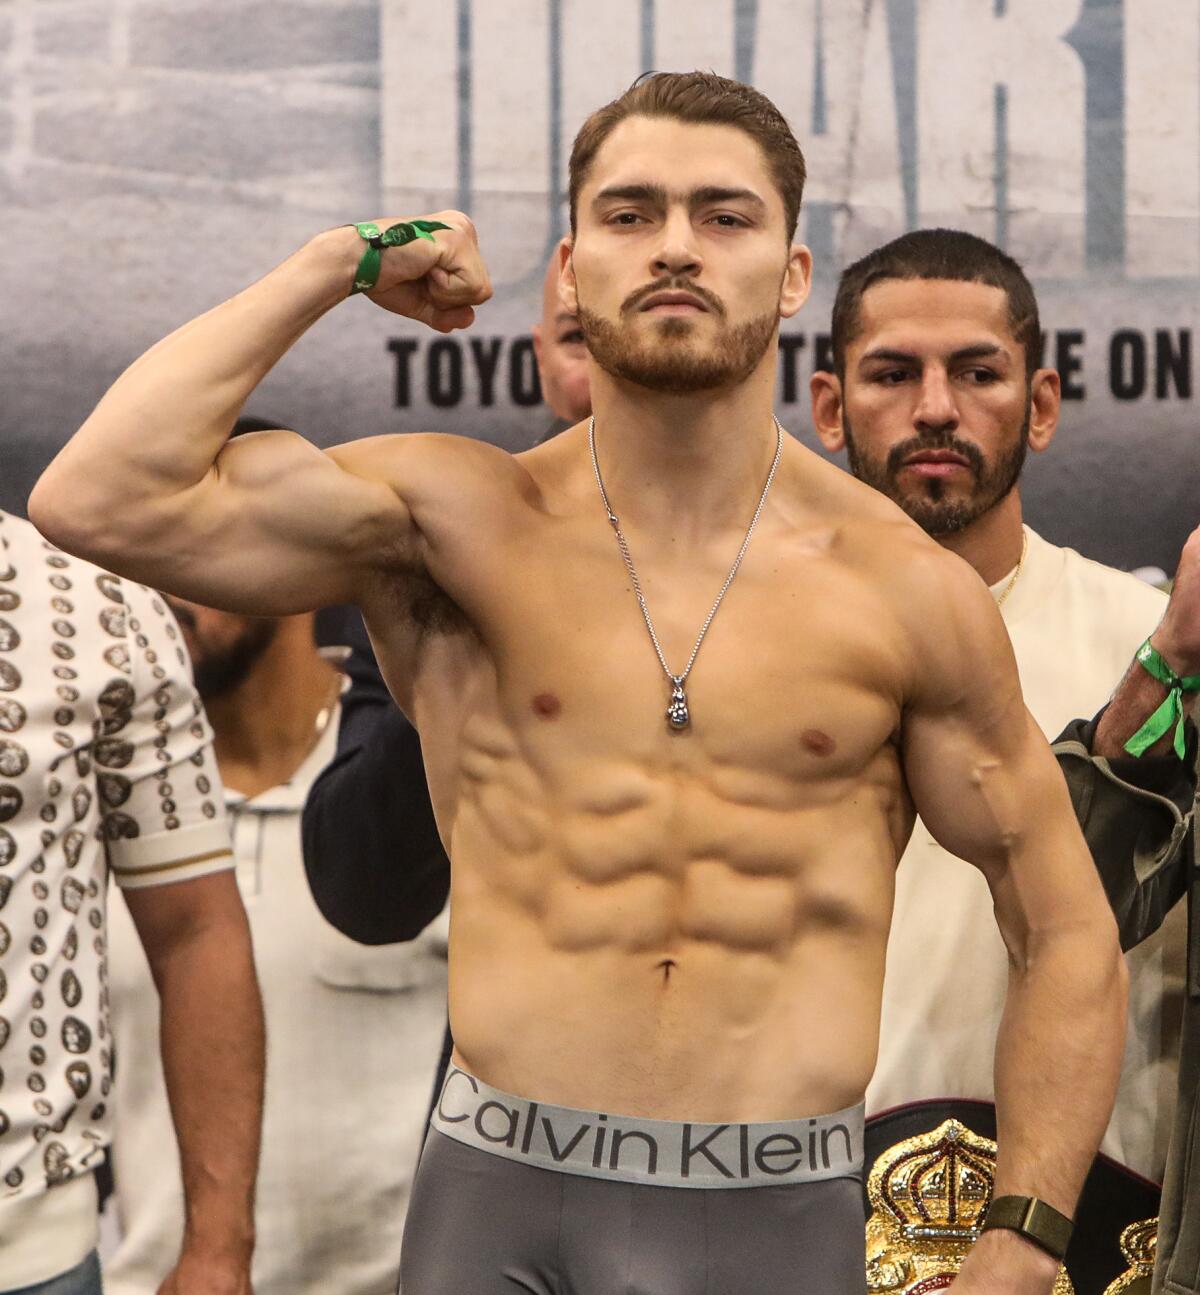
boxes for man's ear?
[558,237,578,314]
[1027,367,1061,454]
[810,370,847,453]
[532,323,544,366]
[780,244,813,319]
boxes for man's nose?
[651,209,702,278]
[913,368,958,434]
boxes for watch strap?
[981,1194,1073,1261]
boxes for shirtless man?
[30,72,1125,1293]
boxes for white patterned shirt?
[0,510,234,1288]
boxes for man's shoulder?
[1036,532,1167,627]
[334,430,524,474]
[790,442,928,544]
[787,461,975,648]
[332,431,538,511]
[1055,539,1166,600]
[806,464,954,586]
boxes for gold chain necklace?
[994,531,1029,608]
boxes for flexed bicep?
[149,430,419,614]
[29,216,492,615]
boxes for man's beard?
[843,396,1031,537]
[577,279,778,394]
[172,608,278,701]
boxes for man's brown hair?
[830,229,1042,381]
[568,71,807,240]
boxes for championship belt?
[864,1101,1161,1294]
[1102,1219,1159,1295]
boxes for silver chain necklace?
[589,415,784,732]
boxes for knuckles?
[364,209,489,323]
[437,210,476,240]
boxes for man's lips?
[638,291,709,313]
[901,449,972,477]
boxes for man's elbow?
[27,470,78,549]
[1054,909,1128,1015]
[1024,901,1125,982]
[29,464,181,573]
[29,465,126,562]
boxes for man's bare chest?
[415,522,910,788]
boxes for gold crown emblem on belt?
[865,1119,1075,1293]
[1101,1218,1158,1295]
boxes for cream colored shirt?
[105,691,450,1295]
[868,526,1185,1181]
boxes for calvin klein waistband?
[431,1066,865,1189]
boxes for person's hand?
[362,210,493,332]
[155,1249,253,1295]
[1151,521,1200,676]
[949,1227,1062,1294]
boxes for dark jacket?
[1054,717,1198,1295]
[302,614,448,945]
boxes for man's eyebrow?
[858,342,1008,366]
[591,183,767,212]
[690,186,767,212]
[593,183,669,207]
[948,343,1006,363]
[859,347,919,366]
[554,312,580,328]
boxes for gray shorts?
[400,1067,868,1294]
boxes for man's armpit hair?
[389,565,475,640]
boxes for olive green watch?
[980,1195,1073,1261]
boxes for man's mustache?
[620,279,727,319]
[886,433,984,478]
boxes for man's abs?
[442,747,904,1125]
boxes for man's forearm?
[1094,632,1197,760]
[952,920,1126,1291]
[991,921,1125,1210]
[1094,571,1200,761]
[155,909,265,1268]
[30,228,360,538]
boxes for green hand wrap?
[349,219,453,296]
[1124,638,1200,759]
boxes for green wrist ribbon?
[1123,638,1200,759]
[349,219,452,296]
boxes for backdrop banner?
[1,0,1195,572]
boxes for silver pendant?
[666,679,690,731]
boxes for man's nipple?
[532,692,562,720]
[801,728,836,757]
